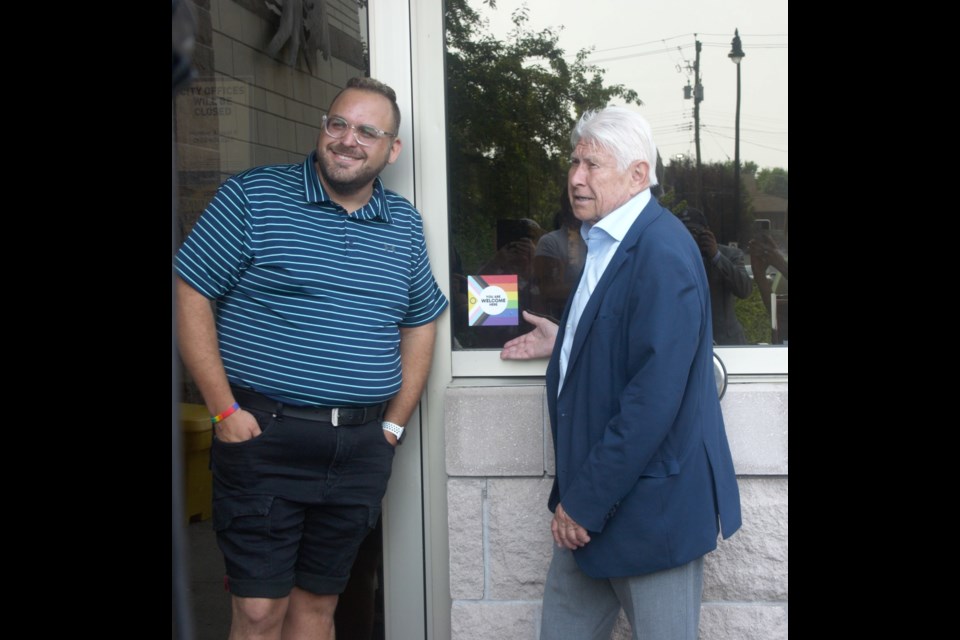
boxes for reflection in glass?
[677,207,752,345]
[532,188,586,322]
[444,0,787,349]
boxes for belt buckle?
[331,408,340,427]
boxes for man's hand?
[500,310,559,360]
[697,228,719,260]
[748,234,787,277]
[502,238,536,265]
[484,238,537,277]
[213,409,262,443]
[551,503,591,549]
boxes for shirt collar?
[581,188,650,243]
[301,151,393,223]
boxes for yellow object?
[180,402,213,523]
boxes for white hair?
[570,107,659,187]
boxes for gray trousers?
[539,546,704,640]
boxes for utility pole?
[682,37,704,209]
[693,38,703,209]
[729,29,745,246]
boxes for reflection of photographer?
[482,218,544,280]
[532,189,586,321]
[677,207,752,345]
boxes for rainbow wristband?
[211,402,241,424]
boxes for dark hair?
[330,76,401,133]
[678,207,709,229]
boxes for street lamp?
[728,29,745,245]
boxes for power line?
[699,110,788,126]
[697,32,788,37]
[592,32,786,55]
[591,33,691,54]
[698,129,788,153]
[701,123,788,135]
[700,42,786,50]
[586,42,785,65]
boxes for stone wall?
[445,381,788,640]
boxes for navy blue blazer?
[546,196,742,578]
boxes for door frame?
[369,1,453,639]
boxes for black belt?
[231,386,386,426]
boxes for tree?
[445,0,641,270]
[756,167,788,199]
[662,158,754,246]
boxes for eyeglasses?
[322,115,397,146]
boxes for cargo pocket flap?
[212,494,275,531]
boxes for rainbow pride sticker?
[467,275,519,326]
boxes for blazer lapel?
[560,200,666,392]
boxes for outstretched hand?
[500,310,559,360]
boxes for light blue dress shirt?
[558,189,651,393]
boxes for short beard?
[316,146,389,197]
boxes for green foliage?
[656,191,688,218]
[445,0,641,271]
[756,167,788,199]
[735,281,773,345]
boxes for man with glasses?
[501,107,741,640]
[176,76,447,640]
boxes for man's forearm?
[754,272,774,313]
[384,321,438,426]
[175,276,236,415]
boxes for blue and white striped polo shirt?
[176,151,448,406]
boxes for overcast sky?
[477,0,788,171]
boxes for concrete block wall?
[445,381,788,640]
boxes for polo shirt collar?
[301,151,393,223]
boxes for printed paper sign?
[467,275,519,326]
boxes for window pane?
[443,0,787,350]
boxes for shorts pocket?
[212,407,278,447]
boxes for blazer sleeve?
[714,244,752,299]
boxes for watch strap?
[382,420,405,442]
